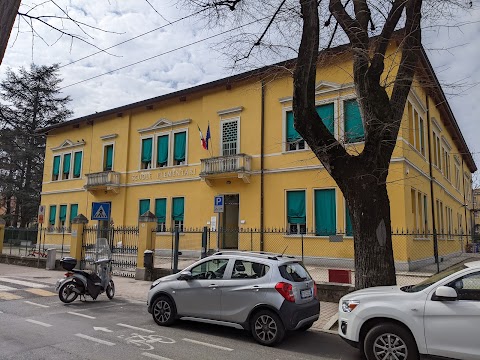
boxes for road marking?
[25,289,56,297]
[24,301,49,308]
[25,319,52,327]
[75,333,115,346]
[68,312,96,319]
[142,353,173,360]
[0,285,17,291]
[117,323,155,333]
[182,338,233,351]
[94,327,113,333]
[0,292,23,300]
[0,277,48,288]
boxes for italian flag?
[197,125,207,150]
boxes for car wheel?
[364,323,418,360]
[251,310,285,346]
[152,296,176,326]
[298,322,314,332]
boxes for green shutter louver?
[286,111,302,142]
[287,191,306,224]
[346,207,353,236]
[49,205,57,226]
[105,145,113,170]
[316,103,335,135]
[59,205,67,222]
[139,199,150,216]
[63,154,71,174]
[155,198,167,223]
[174,132,186,163]
[172,197,184,221]
[157,135,169,166]
[314,189,336,236]
[70,204,78,223]
[141,138,153,163]
[73,152,82,178]
[344,99,364,143]
[53,156,60,176]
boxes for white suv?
[338,260,480,360]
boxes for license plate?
[301,288,312,299]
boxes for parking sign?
[214,195,224,213]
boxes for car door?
[220,259,270,323]
[172,258,231,320]
[424,270,480,359]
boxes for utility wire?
[58,8,207,69]
[60,16,270,90]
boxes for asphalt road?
[0,274,361,360]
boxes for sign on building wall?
[214,195,224,213]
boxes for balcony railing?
[200,154,251,185]
[85,171,120,193]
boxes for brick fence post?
[70,214,88,261]
[0,218,5,254]
[136,211,157,280]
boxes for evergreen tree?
[0,64,72,227]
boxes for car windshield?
[401,264,468,292]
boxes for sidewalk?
[0,262,338,333]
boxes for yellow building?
[39,40,476,271]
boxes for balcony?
[200,154,252,186]
[85,171,121,193]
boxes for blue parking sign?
[214,195,224,213]
[91,202,111,220]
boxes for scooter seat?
[72,269,99,281]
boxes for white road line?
[24,301,50,308]
[141,352,173,360]
[68,312,96,319]
[116,323,155,333]
[75,334,115,346]
[0,285,17,291]
[25,319,52,327]
[0,277,48,288]
[182,338,233,351]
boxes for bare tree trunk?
[0,0,22,65]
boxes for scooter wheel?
[59,282,78,303]
[106,280,115,300]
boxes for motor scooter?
[56,238,115,303]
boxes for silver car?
[147,251,320,346]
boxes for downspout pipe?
[426,95,439,273]
[260,80,265,251]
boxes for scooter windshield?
[96,238,112,261]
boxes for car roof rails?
[213,250,297,261]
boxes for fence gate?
[81,226,139,278]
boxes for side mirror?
[178,271,192,281]
[433,286,458,301]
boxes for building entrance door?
[220,194,239,249]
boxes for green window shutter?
[172,197,184,221]
[286,111,302,142]
[139,199,150,216]
[157,135,169,166]
[59,205,67,222]
[316,103,335,135]
[287,191,306,224]
[141,138,153,163]
[346,207,353,236]
[174,132,186,162]
[105,145,113,170]
[73,152,82,177]
[49,205,57,226]
[314,189,337,236]
[155,198,167,223]
[53,156,60,176]
[70,204,78,223]
[344,99,364,143]
[63,154,71,174]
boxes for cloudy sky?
[2,0,479,173]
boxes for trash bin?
[144,250,154,270]
[46,249,57,270]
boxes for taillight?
[275,282,295,302]
[65,272,73,277]
[313,283,317,298]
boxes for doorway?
[220,194,239,249]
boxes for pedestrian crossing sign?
[91,202,111,221]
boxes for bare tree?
[182,0,473,289]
